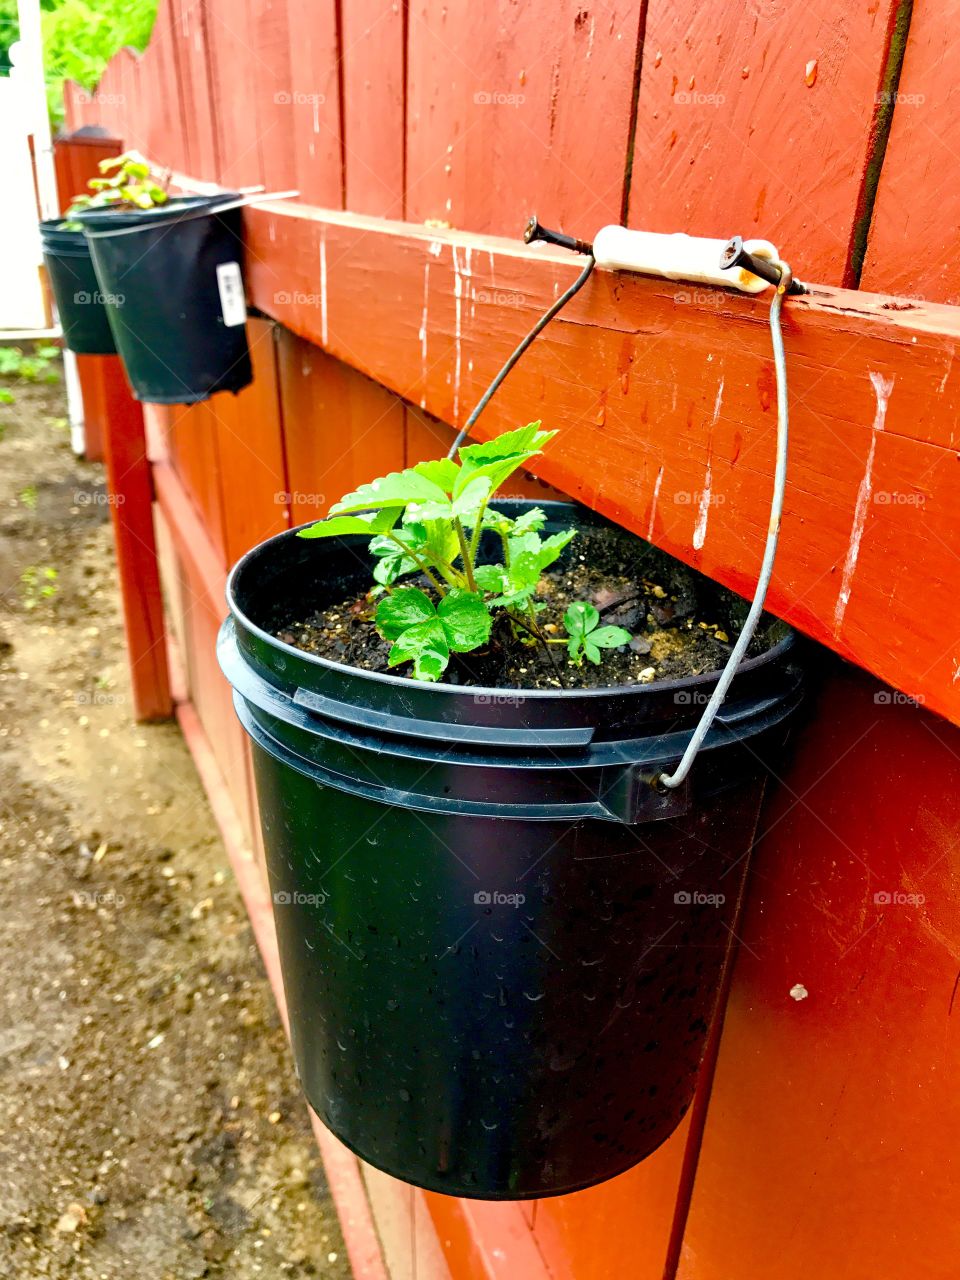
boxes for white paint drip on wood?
[693,378,724,551]
[429,240,443,257]
[319,228,328,347]
[418,261,430,408]
[647,466,664,541]
[452,245,464,425]
[834,372,895,635]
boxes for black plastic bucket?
[76,195,252,404]
[40,220,116,355]
[219,501,803,1199]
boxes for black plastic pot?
[76,195,252,404]
[219,501,803,1199]
[40,220,116,355]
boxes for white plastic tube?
[592,226,780,293]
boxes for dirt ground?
[0,363,352,1279]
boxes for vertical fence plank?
[205,0,266,188]
[211,319,292,565]
[342,0,406,216]
[277,331,405,526]
[861,2,960,303]
[286,2,342,206]
[626,2,905,286]
[250,0,298,191]
[168,0,220,179]
[405,1,643,237]
[167,401,229,567]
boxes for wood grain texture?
[166,400,228,567]
[284,1,342,206]
[861,1,960,303]
[341,0,406,217]
[627,1,905,286]
[276,328,406,527]
[405,1,644,236]
[168,0,221,179]
[245,204,960,725]
[205,0,266,188]
[679,665,960,1280]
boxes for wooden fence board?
[678,666,960,1280]
[276,329,406,528]
[205,0,266,188]
[167,401,228,567]
[285,1,342,207]
[405,1,644,237]
[168,0,220,179]
[342,0,406,217]
[627,1,906,286]
[245,205,960,726]
[861,1,960,304]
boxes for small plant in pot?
[40,151,170,356]
[218,423,803,1199]
[69,153,252,405]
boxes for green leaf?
[511,507,547,535]
[331,467,449,515]
[437,590,492,652]
[413,458,460,493]
[297,509,399,539]
[376,587,436,640]
[386,618,449,681]
[473,563,507,592]
[454,422,557,500]
[563,601,599,638]
[584,639,603,664]
[590,625,632,650]
[369,525,426,585]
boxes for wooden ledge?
[244,203,960,725]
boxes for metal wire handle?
[659,263,793,789]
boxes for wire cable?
[446,255,596,458]
[659,262,793,789]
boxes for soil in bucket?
[221,501,804,1199]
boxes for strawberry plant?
[63,151,170,226]
[297,424,631,682]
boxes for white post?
[13,0,58,220]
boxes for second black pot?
[77,195,252,404]
[219,502,804,1199]
[40,220,116,355]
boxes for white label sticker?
[216,262,247,327]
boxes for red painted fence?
[62,2,960,1277]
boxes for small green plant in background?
[0,345,60,384]
[66,151,170,219]
[21,565,59,610]
[298,424,631,682]
[18,486,38,511]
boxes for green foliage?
[0,344,60,383]
[21,564,58,609]
[563,602,632,667]
[298,424,633,682]
[66,150,169,216]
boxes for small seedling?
[298,424,633,682]
[18,486,38,511]
[21,565,58,610]
[0,345,60,383]
[64,151,170,224]
[563,602,632,666]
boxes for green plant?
[563,602,633,667]
[18,486,38,510]
[0,345,60,383]
[21,565,58,610]
[65,151,170,221]
[298,424,631,682]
